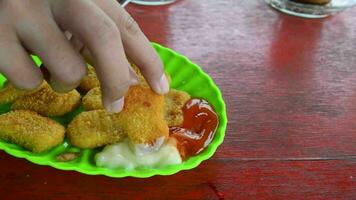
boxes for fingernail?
[153,74,169,94]
[105,97,125,113]
[129,67,139,85]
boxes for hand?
[0,0,169,113]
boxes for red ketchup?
[170,99,218,160]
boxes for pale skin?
[0,0,169,113]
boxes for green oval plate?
[0,43,227,178]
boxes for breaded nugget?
[0,110,65,152]
[67,110,125,148]
[82,64,148,110]
[68,85,169,148]
[0,81,44,104]
[78,65,100,92]
[118,85,169,145]
[12,82,81,117]
[82,87,102,111]
[82,86,190,127]
[78,62,171,92]
[164,89,191,126]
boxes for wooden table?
[1,0,355,199]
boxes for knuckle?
[122,14,140,35]
[94,18,118,43]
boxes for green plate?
[0,43,227,178]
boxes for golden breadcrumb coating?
[82,87,102,111]
[0,110,65,152]
[67,110,125,148]
[70,63,189,148]
[12,82,81,117]
[0,61,190,151]
[117,85,168,145]
[0,81,44,104]
[164,89,191,127]
[82,64,175,110]
[78,65,100,92]
[68,85,169,148]
[82,86,190,127]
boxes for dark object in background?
[292,0,331,5]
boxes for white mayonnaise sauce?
[95,138,182,170]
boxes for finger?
[69,34,85,52]
[93,0,169,94]
[80,47,93,65]
[15,13,87,92]
[50,0,132,113]
[64,30,83,52]
[80,47,139,85]
[0,39,43,90]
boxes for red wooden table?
[1,0,355,199]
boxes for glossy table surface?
[1,0,355,199]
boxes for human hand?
[0,0,169,113]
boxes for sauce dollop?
[170,99,219,160]
[95,138,182,170]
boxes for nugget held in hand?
[0,81,43,104]
[12,82,81,117]
[67,110,126,148]
[0,110,65,152]
[118,85,169,146]
[78,65,100,93]
[82,86,191,127]
[68,85,169,149]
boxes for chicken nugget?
[81,63,145,111]
[12,82,81,116]
[67,110,125,148]
[117,85,169,146]
[0,110,65,152]
[0,81,44,104]
[82,87,102,111]
[68,85,169,149]
[164,89,191,126]
[78,65,100,92]
[82,86,190,127]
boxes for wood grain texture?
[1,0,356,199]
[0,152,355,200]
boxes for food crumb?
[56,152,80,162]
